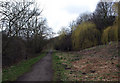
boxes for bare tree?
[91,2,115,31]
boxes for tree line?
[54,2,120,51]
[0,0,52,67]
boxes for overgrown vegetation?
[2,53,46,81]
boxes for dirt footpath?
[17,50,53,81]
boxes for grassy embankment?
[2,53,46,81]
[52,51,70,81]
[52,42,120,81]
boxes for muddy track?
[17,50,53,81]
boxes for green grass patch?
[52,52,69,81]
[2,53,46,81]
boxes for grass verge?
[2,53,46,81]
[52,52,69,81]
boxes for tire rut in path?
[17,50,53,81]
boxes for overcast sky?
[1,0,100,34]
[35,0,100,34]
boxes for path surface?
[17,50,53,81]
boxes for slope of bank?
[52,42,119,81]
